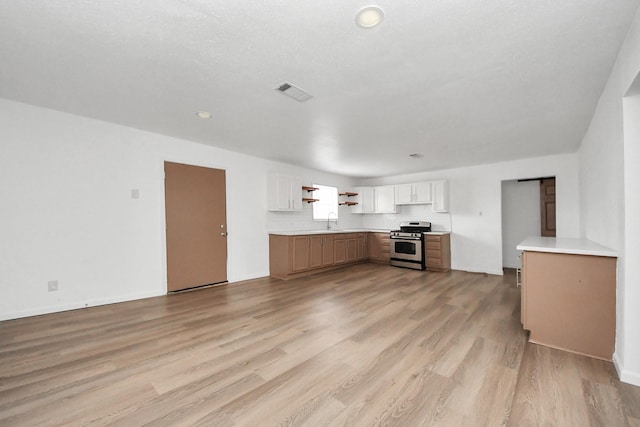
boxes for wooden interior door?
[540,178,556,237]
[164,161,227,292]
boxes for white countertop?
[516,237,617,257]
[269,229,451,236]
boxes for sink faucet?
[327,212,338,230]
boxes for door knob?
[220,232,228,237]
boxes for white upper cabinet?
[432,180,449,212]
[267,174,302,211]
[395,182,432,205]
[351,180,448,213]
[414,182,433,203]
[374,186,396,213]
[351,186,395,213]
[351,187,375,213]
[395,184,413,204]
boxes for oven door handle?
[390,237,422,241]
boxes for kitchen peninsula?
[517,237,618,360]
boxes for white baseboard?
[452,266,504,276]
[613,352,640,387]
[0,290,166,321]
[1,273,272,322]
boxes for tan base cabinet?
[322,235,334,267]
[425,234,451,272]
[309,236,323,269]
[368,232,390,263]
[334,236,347,265]
[270,233,367,280]
[521,250,616,361]
[292,236,311,272]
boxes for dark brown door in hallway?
[164,161,228,292]
[540,178,556,237]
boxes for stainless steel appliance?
[390,221,431,270]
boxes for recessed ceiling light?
[196,111,212,119]
[355,6,384,29]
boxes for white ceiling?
[1,1,638,178]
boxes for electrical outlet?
[48,280,58,292]
[131,189,140,199]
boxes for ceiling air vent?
[275,82,313,103]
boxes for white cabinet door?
[275,175,291,210]
[352,187,375,213]
[375,186,396,213]
[290,175,302,211]
[414,182,433,203]
[395,182,432,204]
[432,180,449,212]
[267,174,302,211]
[395,184,413,204]
[361,187,375,213]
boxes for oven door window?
[394,241,417,255]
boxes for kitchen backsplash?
[361,204,453,232]
[267,203,452,232]
[266,202,363,231]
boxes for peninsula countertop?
[516,236,617,258]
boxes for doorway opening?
[501,176,556,271]
[539,178,556,237]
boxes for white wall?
[501,180,541,268]
[579,7,640,386]
[360,154,580,275]
[623,92,640,386]
[623,91,640,386]
[0,99,361,320]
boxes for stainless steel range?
[390,221,431,270]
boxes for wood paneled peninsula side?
[269,229,391,280]
[517,236,617,361]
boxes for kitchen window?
[312,184,338,221]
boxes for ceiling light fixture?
[355,6,384,29]
[196,111,212,119]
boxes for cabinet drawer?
[427,257,442,268]
[426,241,441,250]
[425,235,442,242]
[427,249,442,258]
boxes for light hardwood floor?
[1,264,639,426]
